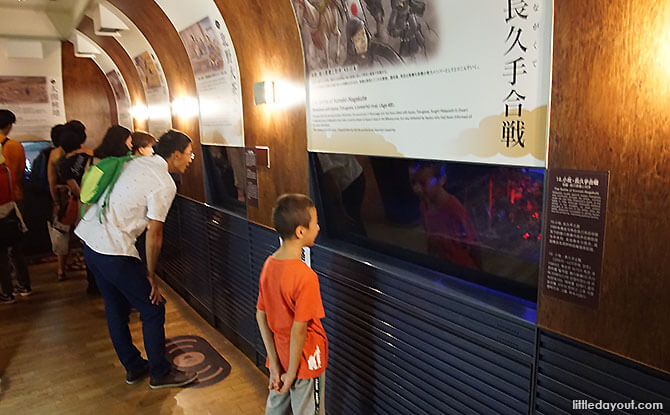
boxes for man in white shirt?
[76,130,196,389]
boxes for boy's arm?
[256,309,283,391]
[278,320,308,394]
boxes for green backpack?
[80,154,138,222]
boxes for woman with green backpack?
[92,125,133,161]
[75,125,133,293]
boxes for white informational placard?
[105,69,133,129]
[0,39,66,141]
[93,1,173,136]
[133,50,171,136]
[292,0,553,167]
[155,0,244,147]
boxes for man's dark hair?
[272,194,315,240]
[50,124,65,147]
[0,109,16,130]
[60,127,84,153]
[154,129,191,159]
[94,125,131,158]
[65,120,86,144]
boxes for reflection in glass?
[202,145,246,214]
[311,152,544,300]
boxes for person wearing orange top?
[256,194,327,415]
[0,109,31,299]
[0,110,25,201]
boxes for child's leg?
[290,373,325,415]
[265,388,291,415]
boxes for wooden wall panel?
[539,0,670,373]
[62,41,117,149]
[212,0,308,227]
[107,0,205,202]
[77,16,148,132]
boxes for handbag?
[59,195,79,226]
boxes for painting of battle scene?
[292,0,440,72]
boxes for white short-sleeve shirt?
[75,155,176,258]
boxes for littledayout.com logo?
[573,400,664,411]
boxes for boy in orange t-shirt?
[256,194,327,415]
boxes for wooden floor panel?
[0,263,268,414]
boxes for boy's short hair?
[131,131,157,153]
[154,129,191,159]
[60,125,86,153]
[65,120,87,143]
[272,194,315,240]
[0,109,16,130]
[50,124,65,147]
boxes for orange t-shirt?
[1,136,26,200]
[257,257,328,379]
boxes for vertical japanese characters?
[502,0,542,149]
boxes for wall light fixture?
[253,81,275,105]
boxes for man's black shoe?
[0,293,15,305]
[13,286,32,297]
[149,367,197,389]
[126,362,149,384]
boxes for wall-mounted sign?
[105,70,132,129]
[0,40,66,141]
[245,147,259,208]
[0,75,65,140]
[154,0,245,147]
[541,169,609,307]
[133,51,171,135]
[292,0,553,166]
[178,16,244,146]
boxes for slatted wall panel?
[247,223,281,363]
[207,208,256,355]
[311,246,536,415]
[535,330,670,415]
[160,199,183,290]
[175,200,212,318]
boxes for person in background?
[131,131,157,157]
[47,124,66,207]
[0,140,29,304]
[256,194,327,415]
[1,110,26,201]
[52,123,91,281]
[34,124,65,205]
[75,130,197,389]
[0,109,31,297]
[93,125,132,161]
[47,120,91,204]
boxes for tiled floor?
[0,262,269,414]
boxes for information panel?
[154,0,244,147]
[292,0,554,166]
[541,169,609,307]
[0,75,65,140]
[178,16,243,146]
[105,70,133,129]
[134,51,171,136]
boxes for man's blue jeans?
[83,245,171,378]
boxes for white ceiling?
[0,0,78,12]
[0,0,91,39]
